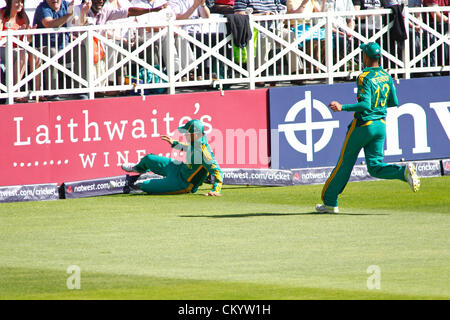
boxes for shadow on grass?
[124,185,274,196]
[180,212,388,218]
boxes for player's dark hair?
[363,52,380,67]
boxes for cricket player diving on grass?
[316,42,420,214]
[121,119,223,196]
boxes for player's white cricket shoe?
[315,204,339,213]
[405,163,420,192]
[121,163,138,173]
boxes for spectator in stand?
[422,0,449,75]
[131,0,190,80]
[170,0,208,80]
[209,0,235,14]
[286,0,324,75]
[68,0,169,95]
[352,0,383,37]
[0,0,41,102]
[407,0,424,35]
[68,0,108,95]
[408,0,423,23]
[321,0,356,65]
[235,0,303,86]
[423,0,449,26]
[171,0,210,26]
[103,0,135,90]
[381,0,408,70]
[351,0,393,68]
[170,0,227,81]
[33,0,76,100]
[70,0,168,29]
[406,0,434,77]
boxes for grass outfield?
[0,176,449,300]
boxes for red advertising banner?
[0,90,269,186]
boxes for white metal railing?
[0,7,449,104]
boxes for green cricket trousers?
[133,154,193,195]
[321,118,407,207]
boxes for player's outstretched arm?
[161,135,174,145]
[329,101,342,112]
[164,135,190,151]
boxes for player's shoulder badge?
[358,71,370,86]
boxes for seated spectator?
[321,0,356,65]
[103,0,135,90]
[170,0,220,81]
[171,0,210,27]
[352,0,383,37]
[352,0,400,39]
[68,0,169,95]
[423,0,449,27]
[422,0,449,75]
[286,0,324,74]
[381,0,408,70]
[351,0,384,68]
[406,0,433,77]
[33,0,76,101]
[235,0,303,85]
[0,0,41,103]
[72,0,168,26]
[68,0,109,91]
[408,0,424,33]
[131,0,189,80]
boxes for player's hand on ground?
[161,135,173,145]
[329,101,342,112]
[204,192,221,197]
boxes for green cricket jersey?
[172,135,223,194]
[342,66,399,121]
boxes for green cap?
[178,119,204,134]
[360,42,381,59]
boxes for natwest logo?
[278,91,339,162]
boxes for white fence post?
[167,20,175,95]
[6,27,13,105]
[404,7,411,79]
[326,10,334,84]
[247,14,255,90]
[87,28,94,99]
[248,15,256,90]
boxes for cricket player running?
[316,42,420,213]
[121,119,223,196]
